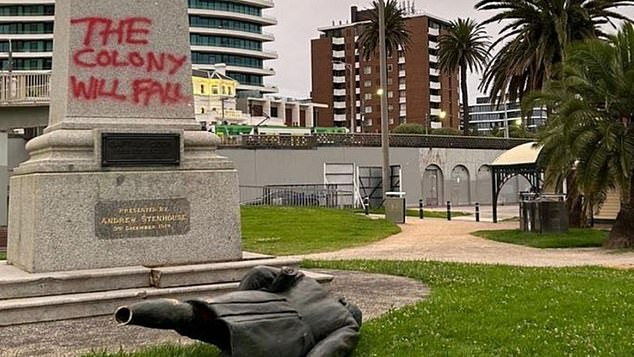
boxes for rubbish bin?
[538,195,569,233]
[385,192,406,224]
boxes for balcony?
[333,89,346,96]
[430,82,441,90]
[332,37,345,45]
[334,114,347,122]
[333,62,346,71]
[333,102,347,109]
[429,27,440,36]
[399,84,406,90]
[332,50,345,58]
[399,97,407,104]
[333,76,346,84]
[0,72,51,105]
[430,108,442,116]
[430,68,440,76]
[429,41,439,50]
[429,54,438,63]
[430,95,442,102]
[400,110,407,116]
[399,70,406,77]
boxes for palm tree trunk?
[460,64,470,136]
[605,171,634,248]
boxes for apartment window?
[400,103,407,111]
[389,118,394,125]
[365,106,373,113]
[388,104,394,111]
[200,85,205,94]
[399,78,406,85]
[367,119,373,126]
[364,80,372,88]
[364,65,372,75]
[387,78,393,85]
[388,91,394,98]
[387,64,393,72]
[398,64,405,71]
[399,90,406,97]
[364,93,372,101]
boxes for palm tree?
[439,18,491,136]
[358,0,412,60]
[476,0,634,103]
[524,23,634,247]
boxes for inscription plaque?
[102,133,180,167]
[95,198,190,239]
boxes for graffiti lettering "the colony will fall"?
[69,17,189,106]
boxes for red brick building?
[311,6,459,132]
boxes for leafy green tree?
[358,0,412,60]
[431,128,463,136]
[393,123,425,134]
[524,23,634,247]
[476,0,634,103]
[439,18,491,135]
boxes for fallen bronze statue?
[114,265,362,357]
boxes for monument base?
[0,254,334,326]
[8,168,241,273]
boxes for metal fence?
[0,72,51,104]
[239,184,353,209]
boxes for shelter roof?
[491,142,542,166]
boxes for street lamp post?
[378,0,391,199]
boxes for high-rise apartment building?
[0,0,277,93]
[469,96,547,134]
[311,6,459,132]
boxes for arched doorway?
[476,165,492,204]
[450,165,470,205]
[423,165,443,207]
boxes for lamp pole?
[378,0,391,199]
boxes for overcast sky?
[266,0,634,103]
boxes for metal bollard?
[447,201,452,221]
[419,199,424,219]
[364,196,370,215]
[475,202,480,222]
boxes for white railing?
[0,72,51,104]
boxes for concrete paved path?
[297,218,634,269]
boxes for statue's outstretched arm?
[306,322,360,357]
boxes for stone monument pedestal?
[7,0,244,273]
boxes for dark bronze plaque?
[95,198,190,239]
[102,133,180,167]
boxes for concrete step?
[0,252,297,300]
[0,270,333,326]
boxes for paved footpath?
[297,218,634,269]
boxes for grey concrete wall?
[6,143,523,210]
[1,132,8,226]
[218,146,515,207]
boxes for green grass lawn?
[83,261,634,357]
[307,260,634,356]
[473,228,609,248]
[241,206,401,255]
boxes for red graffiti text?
[68,16,190,106]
